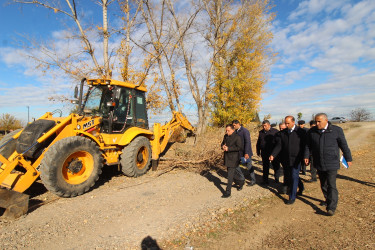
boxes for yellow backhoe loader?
[0,78,195,219]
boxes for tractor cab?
[78,79,148,133]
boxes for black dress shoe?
[221,193,231,198]
[327,210,335,216]
[247,182,256,186]
[237,185,244,191]
[297,188,304,196]
[307,179,317,183]
[286,199,295,205]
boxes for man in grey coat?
[305,113,352,216]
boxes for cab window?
[135,90,148,129]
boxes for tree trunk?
[102,0,110,77]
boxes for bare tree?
[12,0,114,78]
[350,108,371,122]
[136,0,183,112]
[166,0,205,132]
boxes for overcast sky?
[0,0,374,125]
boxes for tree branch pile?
[158,124,260,174]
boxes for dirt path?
[161,122,375,249]
[1,122,374,249]
[0,157,272,248]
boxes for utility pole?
[27,106,29,123]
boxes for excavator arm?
[150,112,195,167]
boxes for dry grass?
[336,122,362,131]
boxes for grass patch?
[160,195,278,249]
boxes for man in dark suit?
[307,120,318,182]
[273,122,289,193]
[256,120,279,185]
[298,120,308,175]
[232,120,255,186]
[221,124,245,198]
[304,113,352,216]
[270,116,306,205]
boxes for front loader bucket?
[0,189,29,220]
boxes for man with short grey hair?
[304,113,352,216]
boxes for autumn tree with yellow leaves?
[0,114,23,132]
[211,0,275,126]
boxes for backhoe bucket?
[0,189,29,220]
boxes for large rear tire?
[40,137,103,197]
[0,129,22,167]
[120,136,151,177]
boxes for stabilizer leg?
[0,189,29,220]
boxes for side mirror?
[74,85,79,99]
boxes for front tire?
[40,137,103,197]
[120,136,151,177]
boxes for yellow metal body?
[0,79,195,195]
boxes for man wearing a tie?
[270,116,307,204]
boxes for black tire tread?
[40,136,103,197]
[120,136,151,177]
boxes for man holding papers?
[305,113,352,216]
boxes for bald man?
[270,116,307,205]
[304,113,352,216]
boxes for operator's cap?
[298,120,305,125]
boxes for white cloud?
[263,0,375,121]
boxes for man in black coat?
[307,120,318,182]
[270,116,306,205]
[273,122,289,193]
[256,120,279,185]
[232,120,255,186]
[304,113,352,216]
[221,124,245,198]
[298,120,308,175]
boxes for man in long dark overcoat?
[270,116,306,205]
[221,124,245,198]
[304,113,352,216]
